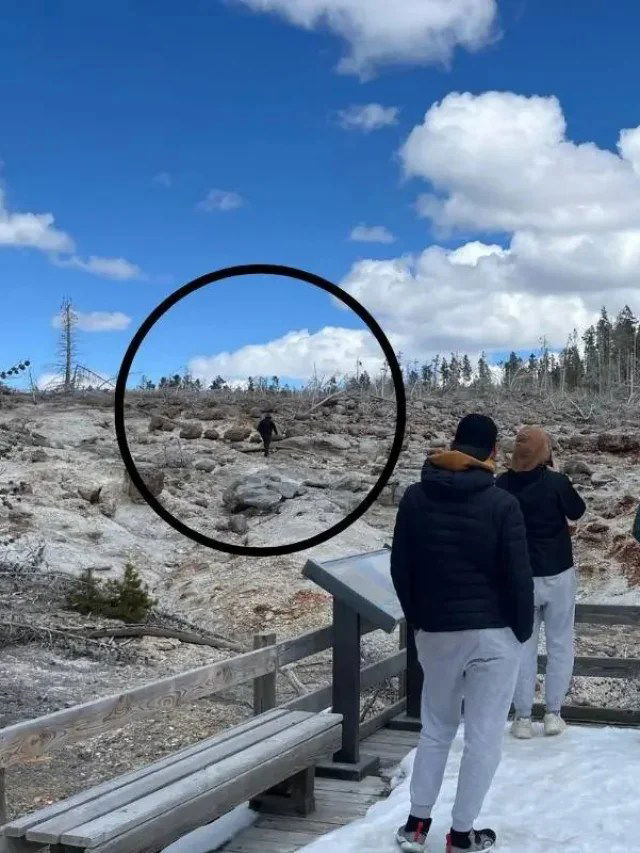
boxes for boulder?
[224,426,252,443]
[123,465,164,504]
[194,458,216,473]
[78,484,102,504]
[203,428,219,440]
[332,473,368,492]
[561,458,593,485]
[30,449,48,463]
[230,514,248,535]
[597,433,640,453]
[222,473,305,513]
[149,415,175,432]
[562,434,599,453]
[180,422,203,440]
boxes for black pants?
[262,435,272,456]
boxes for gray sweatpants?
[410,628,521,832]
[513,567,576,717]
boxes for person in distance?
[390,414,534,853]
[496,426,586,739]
[256,412,278,458]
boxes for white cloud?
[332,91,640,362]
[188,326,386,384]
[153,171,172,188]
[235,0,498,78]
[0,189,75,252]
[197,189,245,212]
[401,91,640,237]
[51,311,131,332]
[53,254,144,281]
[0,183,143,279]
[350,224,395,244]
[338,104,399,132]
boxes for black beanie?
[452,414,498,459]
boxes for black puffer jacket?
[495,467,585,577]
[391,457,534,643]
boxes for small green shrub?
[68,563,157,622]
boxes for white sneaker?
[544,713,567,736]
[511,716,533,739]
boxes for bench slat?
[87,717,342,853]
[61,714,342,850]
[3,710,289,839]
[25,712,309,845]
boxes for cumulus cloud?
[188,326,387,384]
[0,183,143,280]
[350,224,395,244]
[326,91,640,361]
[338,104,399,132]
[197,189,245,212]
[235,0,498,78]
[0,189,74,252]
[51,311,132,332]
[52,254,144,281]
[401,91,640,237]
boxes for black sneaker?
[446,828,496,851]
[395,817,432,851]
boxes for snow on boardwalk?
[300,723,640,853]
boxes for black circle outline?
[114,264,406,557]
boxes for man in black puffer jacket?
[391,414,533,853]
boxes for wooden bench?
[1,708,342,853]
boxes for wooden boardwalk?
[221,727,419,852]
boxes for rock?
[123,465,164,503]
[597,433,640,453]
[303,477,331,489]
[562,458,593,484]
[179,422,203,440]
[279,480,306,499]
[224,426,252,443]
[313,435,350,452]
[149,415,175,432]
[194,458,216,473]
[78,484,102,503]
[563,434,599,453]
[29,431,50,447]
[30,449,48,463]
[98,484,118,518]
[229,515,248,535]
[332,474,367,492]
[248,431,262,444]
[203,428,219,440]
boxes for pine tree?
[462,354,472,384]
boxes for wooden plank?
[3,710,289,839]
[277,627,333,667]
[220,827,324,851]
[59,715,341,848]
[0,839,48,853]
[537,655,640,679]
[81,719,342,853]
[332,601,361,764]
[283,652,405,715]
[530,704,640,727]
[0,647,279,766]
[26,713,310,845]
[253,634,277,716]
[575,605,640,627]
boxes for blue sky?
[2,0,640,388]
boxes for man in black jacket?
[496,426,586,739]
[391,414,533,853]
[256,413,278,457]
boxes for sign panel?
[302,546,403,633]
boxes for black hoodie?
[390,455,534,642]
[496,467,585,577]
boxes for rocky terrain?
[1,387,640,821]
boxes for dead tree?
[57,297,78,393]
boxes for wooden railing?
[1,603,639,823]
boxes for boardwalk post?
[253,633,277,715]
[316,599,380,781]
